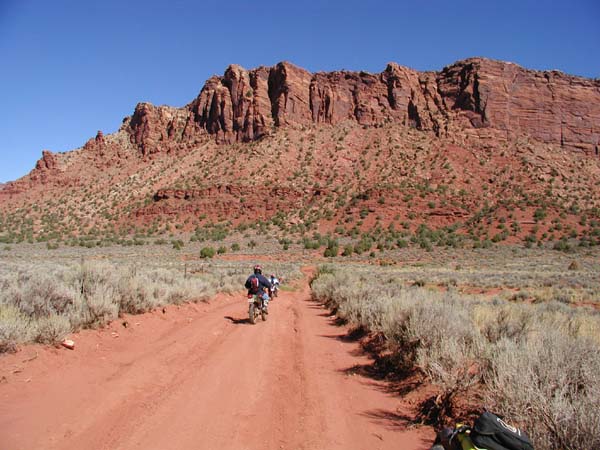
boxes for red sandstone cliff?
[119,58,599,155]
[2,57,599,241]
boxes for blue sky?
[0,0,598,182]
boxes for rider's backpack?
[248,276,260,294]
[470,412,534,450]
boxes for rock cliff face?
[127,103,193,155]
[35,150,59,171]
[145,185,307,219]
[2,57,599,243]
[122,58,600,155]
[188,65,276,143]
[436,59,600,152]
[27,150,63,184]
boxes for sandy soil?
[0,271,433,450]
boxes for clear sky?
[0,0,598,183]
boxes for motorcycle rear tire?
[249,303,256,324]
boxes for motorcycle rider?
[269,273,280,298]
[245,265,272,313]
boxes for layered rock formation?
[437,60,600,151]
[145,185,307,219]
[2,57,599,243]
[35,150,60,171]
[120,58,599,155]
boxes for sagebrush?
[311,265,600,450]
[0,258,300,350]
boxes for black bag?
[470,412,534,450]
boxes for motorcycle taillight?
[247,294,253,299]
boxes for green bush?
[323,239,339,257]
[534,208,547,222]
[553,239,571,252]
[200,247,216,259]
[396,239,408,248]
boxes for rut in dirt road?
[0,271,433,450]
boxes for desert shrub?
[33,314,71,344]
[0,305,30,352]
[311,265,600,449]
[534,208,547,222]
[84,286,120,326]
[323,239,339,257]
[171,239,184,250]
[407,294,484,394]
[0,260,252,351]
[200,246,216,259]
[472,303,533,344]
[279,237,292,250]
[553,239,571,252]
[486,330,600,450]
[116,275,154,313]
[396,239,408,248]
[342,244,353,256]
[10,272,75,318]
[354,236,374,254]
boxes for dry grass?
[311,263,600,450]
[0,247,301,351]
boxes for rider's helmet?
[253,264,262,275]
[270,274,275,278]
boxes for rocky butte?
[1,57,599,242]
[121,57,600,153]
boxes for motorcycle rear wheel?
[249,303,256,324]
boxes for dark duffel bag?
[470,412,534,450]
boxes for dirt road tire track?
[0,271,433,450]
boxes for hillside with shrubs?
[1,59,599,254]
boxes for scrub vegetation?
[311,263,600,450]
[0,248,300,352]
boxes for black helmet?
[253,264,262,274]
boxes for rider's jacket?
[245,273,272,295]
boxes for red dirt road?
[0,272,433,450]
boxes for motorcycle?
[248,292,267,324]
[430,411,534,450]
[269,284,279,299]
